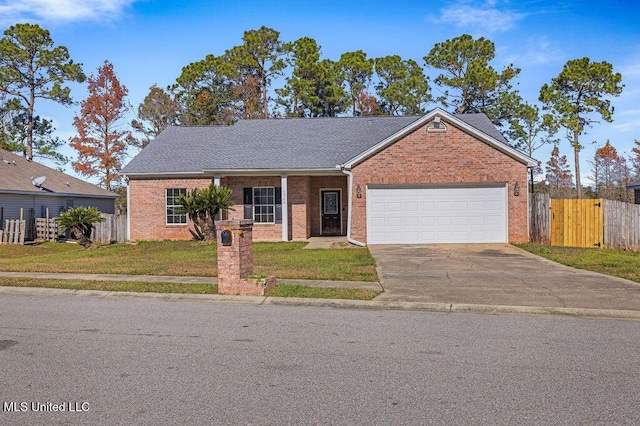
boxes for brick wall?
[222,176,283,241]
[129,177,212,241]
[289,176,311,240]
[350,122,529,243]
[129,175,335,241]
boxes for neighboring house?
[0,148,118,234]
[627,181,640,204]
[120,107,537,245]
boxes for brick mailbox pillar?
[216,219,276,296]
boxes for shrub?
[56,206,105,248]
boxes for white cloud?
[432,1,524,34]
[0,0,137,25]
[503,36,564,66]
[618,54,640,78]
[611,117,640,132]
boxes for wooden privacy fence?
[1,219,26,244]
[604,200,640,251]
[529,193,551,244]
[91,213,127,244]
[36,217,59,241]
[1,211,127,244]
[1,208,29,244]
[530,194,640,251]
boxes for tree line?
[0,23,634,199]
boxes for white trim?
[0,190,117,199]
[281,174,288,241]
[121,169,344,179]
[252,186,276,224]
[165,187,188,226]
[504,184,509,242]
[319,188,343,236]
[126,182,130,241]
[342,107,537,169]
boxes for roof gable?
[0,149,117,198]
[342,108,537,169]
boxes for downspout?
[340,168,366,247]
[126,178,131,242]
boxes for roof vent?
[428,116,446,132]
[31,176,47,188]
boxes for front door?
[321,190,341,235]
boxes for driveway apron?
[369,244,640,311]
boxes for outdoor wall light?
[356,184,362,198]
[514,182,520,196]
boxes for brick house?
[120,108,536,245]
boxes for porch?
[219,174,349,241]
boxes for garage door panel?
[453,216,469,225]
[367,185,507,244]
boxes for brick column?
[216,219,275,296]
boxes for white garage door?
[367,185,507,244]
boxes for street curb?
[450,303,640,320]
[2,285,640,320]
[0,286,265,305]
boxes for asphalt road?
[1,294,640,425]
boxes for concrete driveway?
[369,244,640,312]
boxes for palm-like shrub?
[56,206,105,248]
[176,184,234,241]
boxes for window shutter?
[275,187,282,224]
[243,188,253,220]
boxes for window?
[253,187,275,223]
[243,186,282,223]
[166,188,187,224]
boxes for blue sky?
[1,0,639,185]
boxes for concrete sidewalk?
[2,245,640,320]
[0,271,382,291]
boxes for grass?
[267,284,381,300]
[0,240,378,281]
[0,240,380,299]
[0,240,215,276]
[0,278,217,294]
[253,242,377,281]
[0,278,380,300]
[516,243,640,283]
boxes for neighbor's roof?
[0,148,118,198]
[120,109,523,176]
[627,180,640,189]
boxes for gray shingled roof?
[121,111,510,175]
[455,112,509,144]
[0,148,118,198]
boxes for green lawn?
[516,243,640,283]
[0,240,378,282]
[0,278,381,300]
